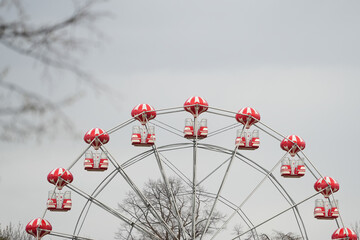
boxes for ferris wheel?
[25,96,358,240]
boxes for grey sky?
[1,0,360,239]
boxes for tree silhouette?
[233,224,301,240]
[0,223,32,240]
[116,177,225,240]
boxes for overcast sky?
[1,1,360,239]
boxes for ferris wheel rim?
[70,142,311,240]
[29,100,352,240]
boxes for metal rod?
[256,121,291,143]
[100,146,179,240]
[253,124,282,142]
[122,143,193,169]
[67,144,92,170]
[210,150,290,240]
[155,106,184,113]
[74,170,119,237]
[207,123,240,138]
[161,153,192,187]
[145,120,187,240]
[297,148,346,230]
[106,118,136,135]
[66,183,160,240]
[153,118,184,134]
[207,106,238,115]
[151,121,186,139]
[49,231,95,240]
[191,115,199,240]
[198,190,259,240]
[197,157,231,186]
[200,124,246,240]
[231,191,322,240]
[206,110,234,118]
[157,109,186,115]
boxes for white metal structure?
[30,101,351,240]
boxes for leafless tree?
[0,222,32,240]
[233,224,262,240]
[351,220,359,238]
[271,231,301,240]
[115,177,225,240]
[0,0,110,141]
[232,225,301,240]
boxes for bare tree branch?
[0,222,32,240]
[0,0,115,141]
[116,178,225,240]
[351,221,359,238]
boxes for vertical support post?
[192,107,199,240]
[199,124,246,240]
[144,120,187,240]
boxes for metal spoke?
[198,191,260,240]
[207,122,240,138]
[210,150,291,240]
[153,118,184,134]
[231,191,322,240]
[151,121,186,139]
[106,118,136,135]
[200,125,246,240]
[73,169,119,237]
[100,146,179,240]
[145,121,187,240]
[66,183,161,240]
[67,144,92,170]
[49,231,95,240]
[160,153,192,187]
